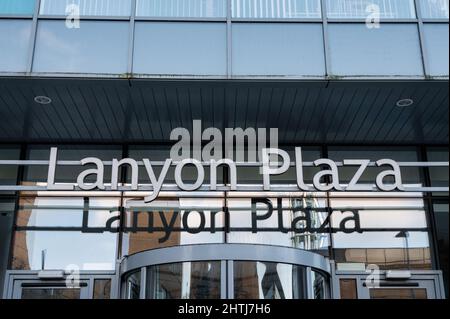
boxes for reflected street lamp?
[395,231,410,269]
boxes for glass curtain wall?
[0,143,447,297]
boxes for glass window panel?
[311,271,326,299]
[422,24,449,77]
[0,145,20,186]
[370,288,427,299]
[0,20,33,72]
[339,278,358,299]
[0,199,15,297]
[328,146,423,187]
[0,0,35,15]
[39,0,132,16]
[433,202,449,298]
[236,147,322,184]
[21,288,81,299]
[234,261,307,299]
[427,147,449,195]
[227,196,330,253]
[133,22,227,76]
[11,230,118,270]
[125,271,141,299]
[231,0,321,18]
[328,23,423,77]
[23,145,122,185]
[136,0,227,18]
[232,23,325,76]
[12,196,120,271]
[33,21,129,74]
[122,198,224,255]
[334,247,432,270]
[326,0,416,19]
[16,197,120,228]
[93,279,111,299]
[331,193,431,270]
[127,145,214,184]
[146,261,221,299]
[419,0,449,19]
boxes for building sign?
[47,146,406,203]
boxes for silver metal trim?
[120,243,331,275]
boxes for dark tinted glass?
[433,202,449,298]
[23,145,122,184]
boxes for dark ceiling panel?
[0,78,447,145]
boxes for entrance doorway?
[120,244,331,299]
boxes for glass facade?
[0,0,35,15]
[33,21,129,74]
[231,0,321,18]
[0,0,448,302]
[137,0,227,18]
[326,0,416,19]
[419,0,449,19]
[0,20,33,73]
[146,261,221,299]
[0,0,448,78]
[40,0,132,16]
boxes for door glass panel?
[125,271,141,299]
[340,278,358,299]
[146,261,221,299]
[233,261,307,299]
[21,288,81,299]
[93,279,111,299]
[369,288,428,299]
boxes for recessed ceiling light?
[396,98,414,107]
[34,96,52,105]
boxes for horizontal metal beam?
[0,160,448,167]
[0,184,447,192]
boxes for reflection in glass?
[231,0,321,18]
[93,279,111,299]
[370,288,427,299]
[33,21,129,74]
[328,24,423,76]
[328,146,423,186]
[0,20,33,73]
[231,23,325,76]
[12,196,120,271]
[0,0,35,15]
[234,261,306,299]
[422,24,449,77]
[125,271,141,299]
[227,196,329,254]
[21,288,81,299]
[23,145,122,185]
[326,0,416,19]
[419,0,449,19]
[133,22,227,76]
[122,198,224,255]
[331,193,432,270]
[40,0,132,16]
[137,0,227,17]
[311,271,327,299]
[146,261,221,299]
[433,202,449,298]
[339,278,358,299]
